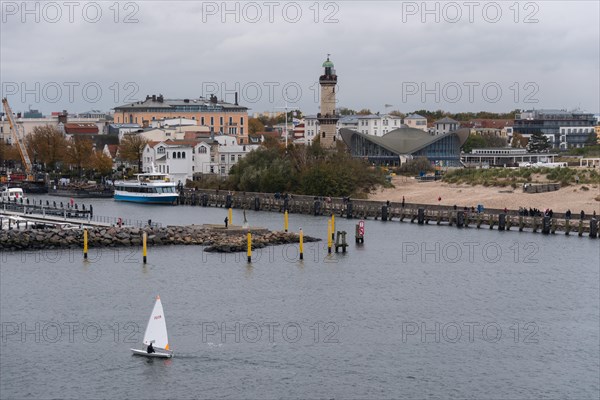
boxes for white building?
[142,135,259,183]
[0,115,107,144]
[303,113,402,144]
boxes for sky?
[1,1,598,116]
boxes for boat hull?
[131,348,173,358]
[114,194,178,204]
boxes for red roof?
[64,123,99,134]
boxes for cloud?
[1,0,598,114]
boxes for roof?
[434,117,459,124]
[340,127,470,155]
[105,144,119,157]
[114,96,248,111]
[405,114,426,119]
[64,123,99,134]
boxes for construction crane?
[2,97,34,180]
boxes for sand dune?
[370,176,600,214]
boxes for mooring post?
[498,214,506,231]
[143,231,147,264]
[327,219,332,254]
[589,219,597,238]
[331,214,335,242]
[519,216,524,231]
[284,210,289,233]
[299,228,304,260]
[83,229,88,259]
[247,232,252,263]
[565,219,571,235]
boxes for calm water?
[1,197,599,399]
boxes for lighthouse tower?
[318,55,338,148]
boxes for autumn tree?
[64,136,94,176]
[119,134,149,171]
[26,125,68,171]
[90,150,114,176]
[0,141,21,167]
[248,118,265,135]
[357,108,372,115]
[511,133,528,148]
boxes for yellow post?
[299,228,304,260]
[284,210,289,232]
[247,232,252,263]
[331,214,335,241]
[228,208,233,226]
[327,219,332,254]
[142,231,147,264]
[83,228,88,259]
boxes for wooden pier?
[178,189,599,238]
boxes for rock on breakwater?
[0,225,320,252]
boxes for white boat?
[131,295,174,358]
[114,166,178,205]
[1,187,26,202]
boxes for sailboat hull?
[131,348,173,358]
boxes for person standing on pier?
[402,196,405,208]
[224,216,229,228]
[566,209,571,220]
[580,210,585,220]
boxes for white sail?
[142,295,169,351]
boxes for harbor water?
[1,197,599,399]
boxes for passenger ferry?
[1,187,26,202]
[113,169,179,205]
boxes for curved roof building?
[340,127,469,167]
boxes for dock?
[178,189,599,238]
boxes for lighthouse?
[317,55,339,148]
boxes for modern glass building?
[513,109,596,149]
[340,127,469,167]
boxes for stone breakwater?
[0,226,320,253]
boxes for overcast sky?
[1,1,598,116]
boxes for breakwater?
[0,225,319,252]
[178,189,599,238]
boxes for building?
[513,109,597,149]
[0,113,107,144]
[113,94,249,144]
[303,114,403,145]
[462,148,557,167]
[317,56,339,148]
[404,114,428,132]
[142,134,259,182]
[431,117,459,135]
[340,127,469,167]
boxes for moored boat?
[113,168,178,205]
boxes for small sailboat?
[131,295,173,358]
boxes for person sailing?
[147,342,155,354]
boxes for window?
[241,117,244,125]
[229,116,233,125]
[240,127,244,135]
[221,154,225,162]
[210,117,214,125]
[201,117,205,125]
[231,155,235,162]
[220,117,223,125]
[199,146,207,154]
[182,152,186,159]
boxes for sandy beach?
[370,176,600,215]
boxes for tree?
[511,133,528,148]
[338,107,356,116]
[357,109,372,115]
[0,141,21,169]
[586,131,599,146]
[64,136,94,177]
[526,131,552,153]
[119,134,149,171]
[388,110,405,118]
[26,125,68,171]
[90,150,114,176]
[248,118,265,135]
